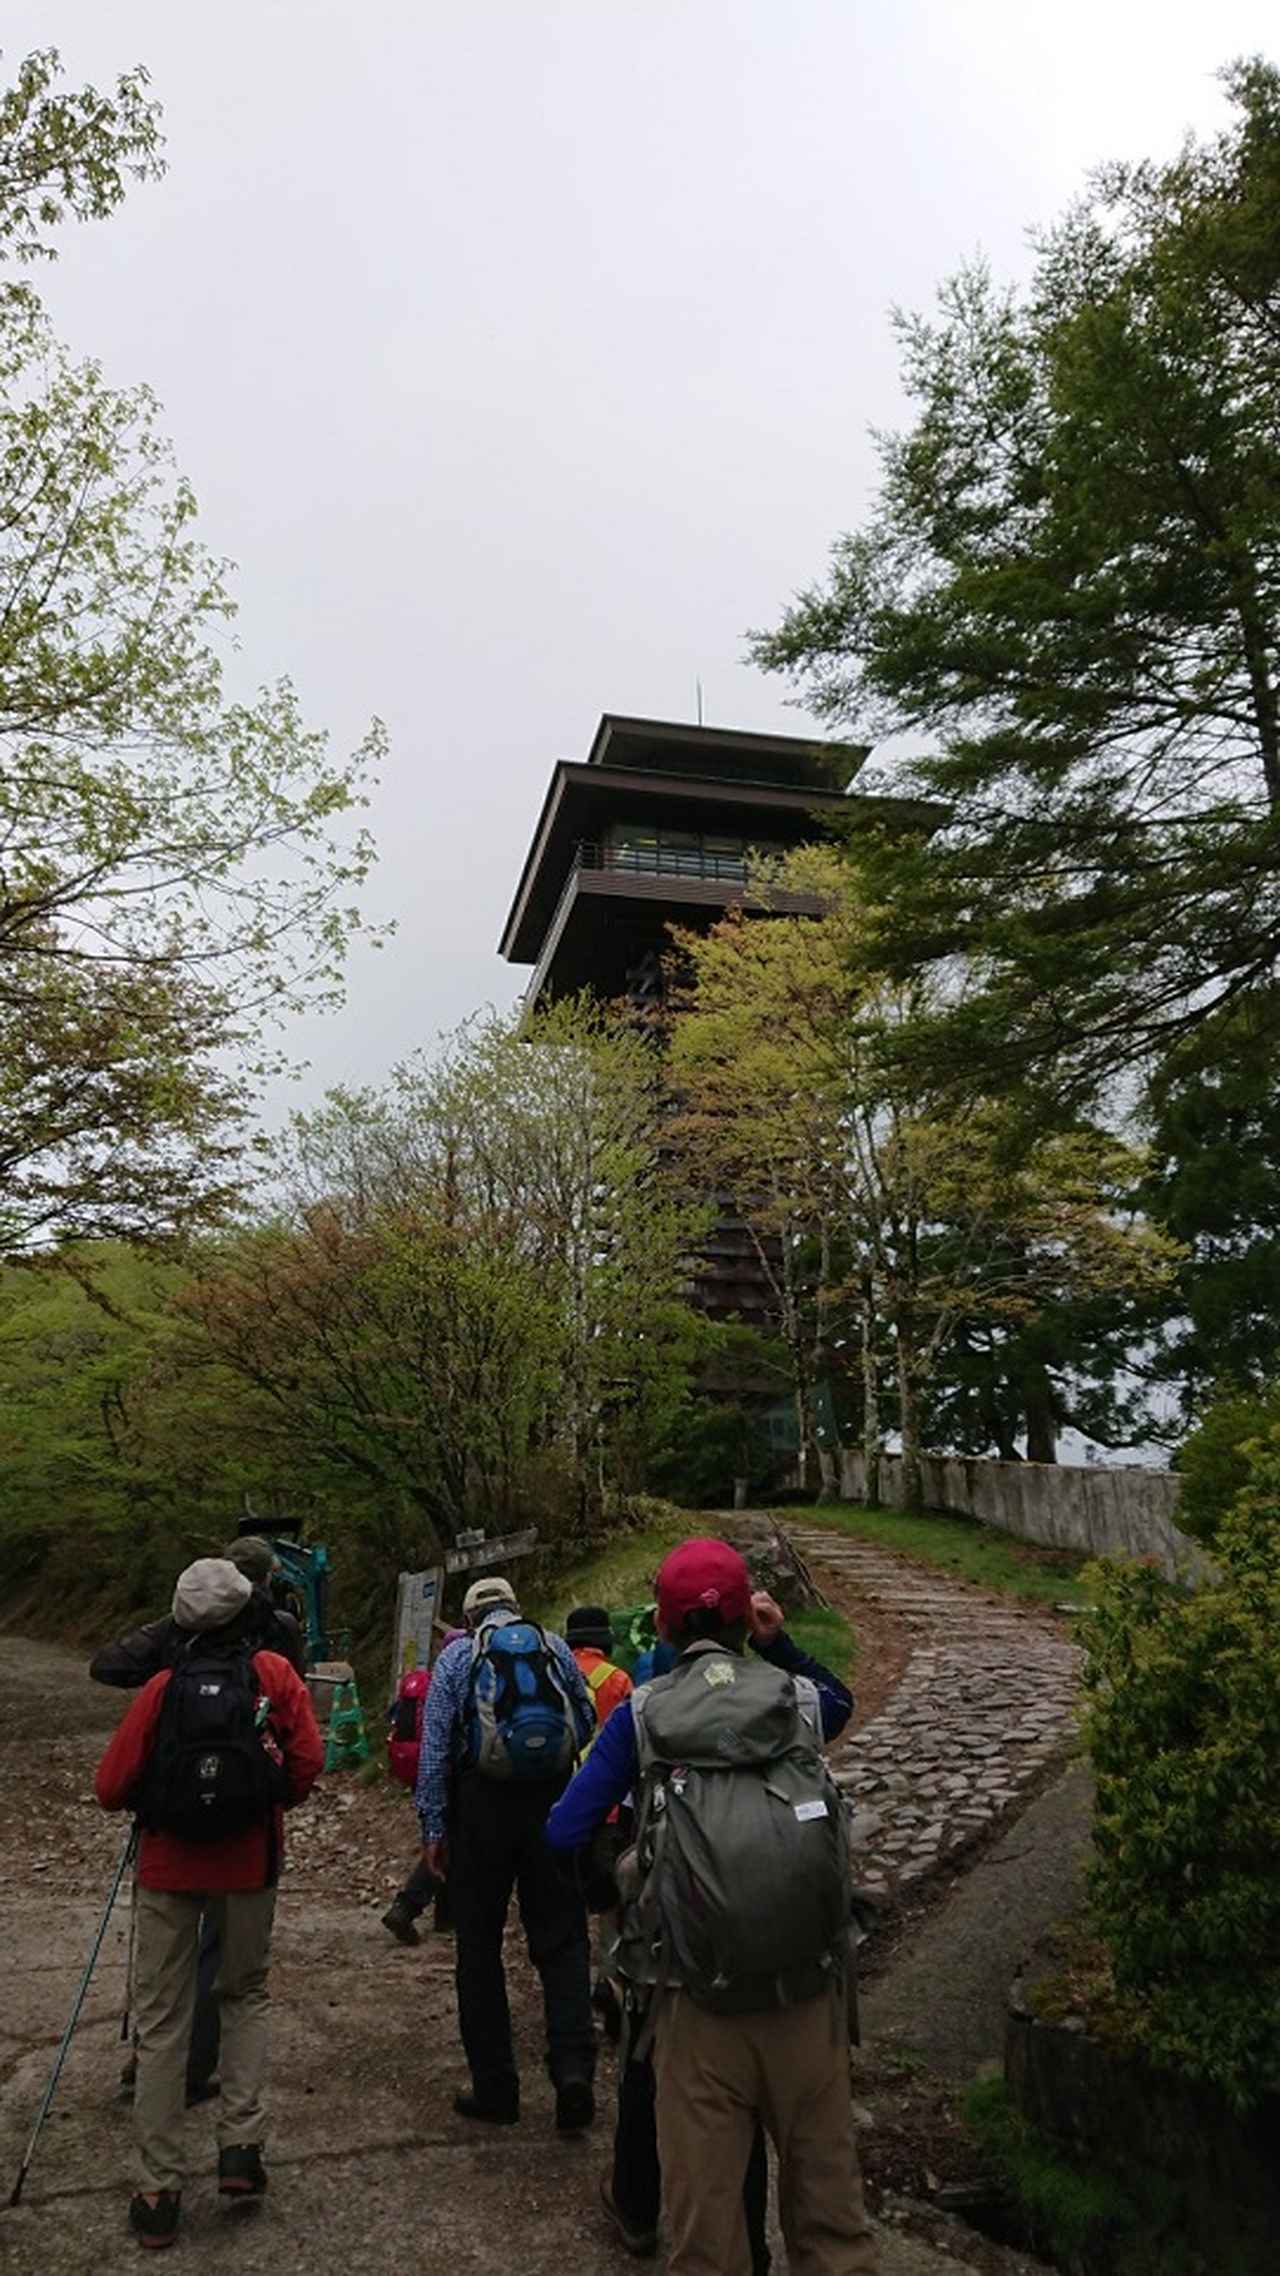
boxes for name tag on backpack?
[794,1799,828,1823]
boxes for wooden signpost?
[443,1526,539,1575]
[390,1531,539,1687]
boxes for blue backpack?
[464,1620,577,1781]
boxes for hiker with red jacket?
[90,1535,307,2109]
[95,1557,323,2251]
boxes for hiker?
[381,1648,455,1945]
[89,1537,307,2108]
[94,1557,323,2250]
[546,1538,876,2276]
[416,1575,597,2131]
[565,1604,633,1736]
[564,1606,633,2039]
[381,1622,468,1945]
[89,1537,307,1687]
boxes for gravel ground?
[0,1627,1052,2276]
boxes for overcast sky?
[9,2,1276,1110]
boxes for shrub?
[1175,1385,1280,1543]
[1082,1505,1280,2108]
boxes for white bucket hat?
[172,1557,253,1633]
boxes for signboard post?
[391,1566,444,1688]
[443,1527,539,1576]
[389,1534,539,1690]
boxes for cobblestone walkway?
[788,1525,1082,1901]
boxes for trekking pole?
[120,1831,138,2044]
[8,1821,140,2208]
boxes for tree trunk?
[797,1372,824,1500]
[1023,1363,1058,1465]
[812,1220,837,1502]
[861,1275,881,1507]
[896,1337,923,1512]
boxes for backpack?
[618,1645,850,2016]
[137,1641,287,1842]
[387,1666,430,1788]
[464,1619,577,1781]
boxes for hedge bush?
[1175,1385,1280,1543]
[1082,1495,1280,2108]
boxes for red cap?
[656,1538,752,1634]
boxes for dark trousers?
[613,1989,770,2274]
[451,1773,594,2099]
[186,1911,222,2090]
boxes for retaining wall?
[839,1447,1208,1582]
[1006,1997,1279,2274]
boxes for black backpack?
[138,1641,286,1842]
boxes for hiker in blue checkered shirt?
[416,1575,596,2132]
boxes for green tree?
[0,1242,298,1536]
[0,46,162,263]
[669,855,1177,1503]
[0,49,384,1245]
[754,59,1280,1114]
[1140,1002,1280,1418]
[186,1004,703,1543]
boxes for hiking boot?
[381,1898,421,1947]
[453,2087,519,2125]
[128,2191,181,2250]
[555,2077,595,2134]
[218,2144,268,2197]
[185,2076,220,2108]
[599,2175,658,2257]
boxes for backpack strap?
[586,1661,614,1695]
[793,1674,821,1738]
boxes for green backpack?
[619,1643,851,2016]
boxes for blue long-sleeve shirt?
[416,1613,595,1839]
[544,1628,852,1853]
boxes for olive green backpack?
[618,1644,850,2016]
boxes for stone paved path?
[788,1525,1082,1901]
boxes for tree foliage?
[0,48,384,1247]
[185,1004,704,1548]
[668,856,1176,1502]
[1083,1506,1280,2108]
[1140,1003,1280,1419]
[754,60,1280,1114]
[0,46,163,263]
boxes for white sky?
[8,2,1276,1109]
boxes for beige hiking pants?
[653,1987,879,2276]
[133,1885,277,2193]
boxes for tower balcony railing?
[575,840,750,884]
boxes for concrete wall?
[839,1447,1208,1583]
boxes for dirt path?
[0,1623,1053,2276]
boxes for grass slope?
[788,1501,1090,1609]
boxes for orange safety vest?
[575,1649,632,1752]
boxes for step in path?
[786,1526,1082,1901]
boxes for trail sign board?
[391,1566,444,1685]
[443,1527,538,1576]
